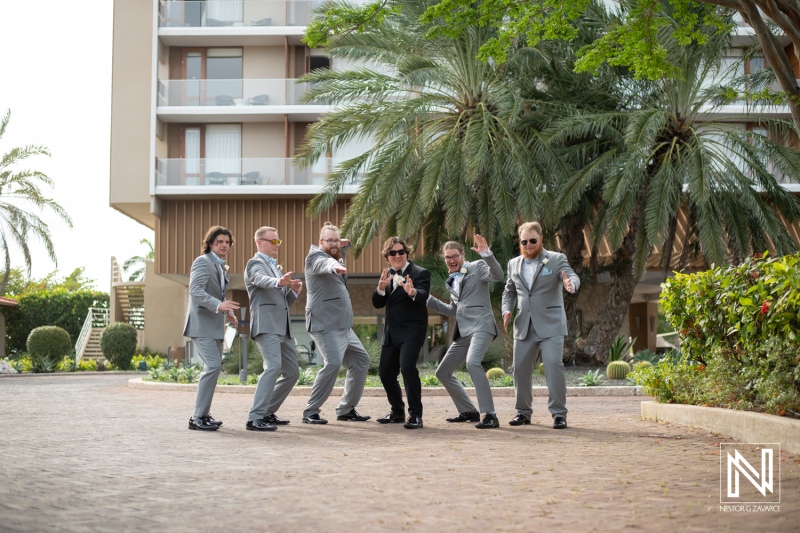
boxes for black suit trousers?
[378,329,426,417]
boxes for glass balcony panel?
[158,79,309,106]
[155,158,367,186]
[158,0,324,28]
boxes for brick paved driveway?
[1,374,797,532]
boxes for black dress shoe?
[475,413,500,429]
[337,409,371,421]
[377,412,405,424]
[446,411,480,423]
[509,414,531,426]
[404,415,423,429]
[246,419,277,431]
[188,416,219,431]
[202,415,223,426]
[553,415,567,429]
[264,414,290,425]
[302,414,328,425]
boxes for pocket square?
[541,267,553,276]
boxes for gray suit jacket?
[244,254,299,339]
[304,244,353,332]
[427,252,504,339]
[501,249,580,339]
[183,253,229,340]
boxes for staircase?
[112,258,146,330]
[75,308,110,363]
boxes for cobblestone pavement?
[1,374,797,532]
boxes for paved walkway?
[1,374,797,532]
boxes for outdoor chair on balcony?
[241,171,261,185]
[251,18,272,26]
[215,95,235,106]
[247,94,269,106]
[207,172,227,185]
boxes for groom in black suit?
[372,237,430,429]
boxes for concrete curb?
[127,377,646,397]
[0,371,147,378]
[641,401,800,455]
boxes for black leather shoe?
[509,414,531,426]
[337,408,371,421]
[189,416,219,431]
[246,419,277,431]
[404,415,423,429]
[264,414,290,425]
[553,415,567,429]
[202,415,223,426]
[302,414,328,425]
[446,411,480,423]
[475,413,500,429]
[377,412,405,424]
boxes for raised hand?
[340,238,350,247]
[402,275,416,297]
[471,233,489,254]
[278,271,293,287]
[503,312,511,333]
[333,264,347,275]
[562,271,574,293]
[377,268,390,291]
[289,279,303,294]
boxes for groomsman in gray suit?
[244,226,303,431]
[184,226,240,431]
[427,235,504,429]
[502,221,579,429]
[301,222,371,424]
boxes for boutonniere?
[277,264,283,273]
[223,264,229,272]
[541,258,549,266]
[460,267,467,275]
[393,274,405,286]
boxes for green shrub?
[361,337,382,375]
[486,367,506,380]
[641,252,800,415]
[632,349,661,365]
[578,369,603,386]
[27,326,72,373]
[420,374,442,386]
[296,367,316,385]
[100,323,138,371]
[537,362,545,375]
[223,337,263,375]
[606,360,631,379]
[494,375,514,387]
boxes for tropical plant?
[494,375,514,387]
[296,367,316,386]
[26,326,72,373]
[578,369,604,386]
[632,349,661,365]
[420,373,442,386]
[607,336,636,362]
[122,238,155,281]
[223,337,263,375]
[0,110,73,293]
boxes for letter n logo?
[720,443,780,504]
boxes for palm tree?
[296,0,552,253]
[553,6,800,362]
[0,110,72,293]
[122,238,155,281]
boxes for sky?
[0,1,153,291]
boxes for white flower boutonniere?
[277,264,283,273]
[339,258,345,264]
[223,264,230,272]
[460,267,467,275]
[393,274,405,286]
[541,258,549,266]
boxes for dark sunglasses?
[388,249,407,257]
[520,238,538,246]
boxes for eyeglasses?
[259,238,282,246]
[443,254,461,261]
[520,238,538,246]
[388,249,407,257]
[322,238,341,245]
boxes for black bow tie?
[388,268,398,276]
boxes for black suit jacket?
[372,261,430,346]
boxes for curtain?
[185,129,201,175]
[207,0,243,23]
[206,124,241,174]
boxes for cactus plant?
[537,362,545,375]
[606,360,632,379]
[486,367,506,380]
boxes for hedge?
[631,253,800,415]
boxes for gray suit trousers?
[303,328,370,418]
[513,323,567,418]
[193,337,223,418]
[436,331,495,414]
[248,333,300,422]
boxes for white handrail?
[74,308,110,363]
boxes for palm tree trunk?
[558,217,587,363]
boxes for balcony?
[156,79,332,122]
[155,157,365,194]
[158,0,319,46]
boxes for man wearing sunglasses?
[243,226,303,431]
[301,222,371,425]
[372,237,430,429]
[501,221,579,430]
[427,234,504,429]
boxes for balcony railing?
[157,79,309,107]
[158,0,320,28]
[155,157,365,187]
